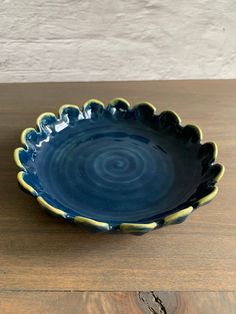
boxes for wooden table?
[0,80,235,313]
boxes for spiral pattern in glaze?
[36,124,175,222]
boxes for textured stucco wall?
[0,0,236,82]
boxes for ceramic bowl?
[14,98,224,234]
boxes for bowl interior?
[24,113,203,224]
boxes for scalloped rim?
[14,98,224,233]
[215,164,225,183]
[120,222,158,233]
[17,171,38,195]
[186,124,203,141]
[109,97,131,108]
[84,98,105,110]
[164,206,193,225]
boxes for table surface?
[0,81,235,297]
[0,291,236,314]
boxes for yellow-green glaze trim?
[211,142,218,159]
[17,171,37,195]
[120,222,158,233]
[198,187,218,206]
[136,101,157,113]
[74,215,110,230]
[14,147,25,170]
[109,97,131,108]
[83,99,105,109]
[59,104,79,116]
[215,164,225,182]
[20,127,35,146]
[164,206,193,225]
[36,112,56,128]
[37,196,66,217]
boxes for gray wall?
[0,0,235,82]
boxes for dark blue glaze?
[15,99,224,233]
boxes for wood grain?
[0,80,235,291]
[138,291,236,314]
[0,291,235,314]
[0,292,142,314]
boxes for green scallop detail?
[120,222,158,233]
[164,206,193,225]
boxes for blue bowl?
[14,98,224,234]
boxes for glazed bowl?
[14,98,224,234]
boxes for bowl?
[14,98,224,234]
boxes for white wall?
[0,0,235,82]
